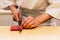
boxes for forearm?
[35,13,53,24]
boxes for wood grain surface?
[0,26,60,40]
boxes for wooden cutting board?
[0,26,60,40]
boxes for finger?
[30,22,39,28]
[30,23,38,28]
[15,14,19,22]
[23,18,34,28]
[18,13,22,21]
[13,15,17,21]
[26,21,35,29]
[22,16,32,26]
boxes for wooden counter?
[0,26,60,40]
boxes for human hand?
[9,5,22,22]
[12,9,22,22]
[22,16,40,29]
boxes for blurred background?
[0,10,18,26]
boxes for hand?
[22,16,40,29]
[22,13,52,29]
[12,9,21,22]
[9,5,22,22]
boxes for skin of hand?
[22,16,41,29]
[22,13,52,29]
[9,5,21,22]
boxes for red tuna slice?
[10,26,23,31]
[10,26,19,31]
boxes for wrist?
[35,13,52,24]
[35,17,42,24]
[9,5,16,11]
[9,5,18,13]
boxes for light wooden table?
[0,26,60,40]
